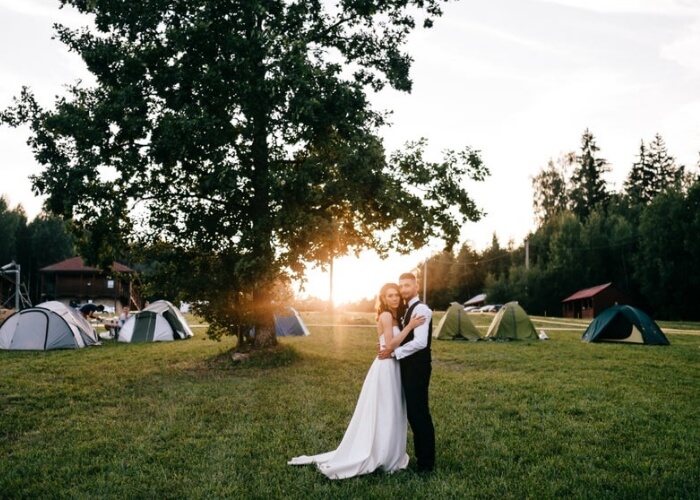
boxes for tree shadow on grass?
[204,343,301,372]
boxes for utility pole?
[328,216,336,311]
[525,238,529,270]
[329,256,334,311]
[422,260,427,303]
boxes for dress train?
[288,332,408,479]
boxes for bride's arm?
[378,314,426,359]
[384,315,426,351]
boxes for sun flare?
[298,251,426,305]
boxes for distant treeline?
[0,201,75,306]
[409,130,700,321]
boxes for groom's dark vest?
[400,300,432,365]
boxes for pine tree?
[625,133,684,206]
[624,140,654,205]
[569,129,610,221]
[647,133,683,196]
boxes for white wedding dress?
[288,327,409,479]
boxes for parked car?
[479,304,503,313]
[464,306,480,312]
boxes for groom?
[379,272,435,473]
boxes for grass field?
[1,311,699,499]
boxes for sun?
[298,251,426,305]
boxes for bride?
[288,282,425,479]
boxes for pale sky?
[1,0,699,303]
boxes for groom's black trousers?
[400,361,435,471]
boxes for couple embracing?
[289,273,435,479]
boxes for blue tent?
[274,307,310,337]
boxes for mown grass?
[1,312,698,499]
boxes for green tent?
[433,302,482,341]
[581,305,669,345]
[484,301,538,341]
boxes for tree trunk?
[253,322,277,349]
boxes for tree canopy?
[531,153,572,225]
[2,0,488,346]
[0,200,75,305]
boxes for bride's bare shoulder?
[378,310,396,323]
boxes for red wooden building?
[561,282,629,319]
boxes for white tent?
[39,301,99,346]
[0,301,98,350]
[118,300,194,342]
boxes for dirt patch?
[0,308,15,322]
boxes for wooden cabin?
[561,282,629,319]
[39,256,141,312]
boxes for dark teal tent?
[581,305,669,345]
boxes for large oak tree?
[2,0,488,347]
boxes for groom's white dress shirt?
[393,296,432,360]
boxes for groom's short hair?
[399,272,417,282]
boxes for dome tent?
[433,302,482,341]
[274,307,310,337]
[0,301,98,350]
[484,301,538,341]
[581,305,669,345]
[39,301,99,346]
[118,300,194,343]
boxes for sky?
[1,0,699,304]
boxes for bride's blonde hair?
[374,282,405,322]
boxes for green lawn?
[1,312,698,499]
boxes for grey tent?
[274,307,310,337]
[581,305,669,345]
[118,300,194,343]
[433,302,482,341]
[39,301,99,346]
[0,301,98,350]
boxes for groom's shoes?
[415,464,434,475]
